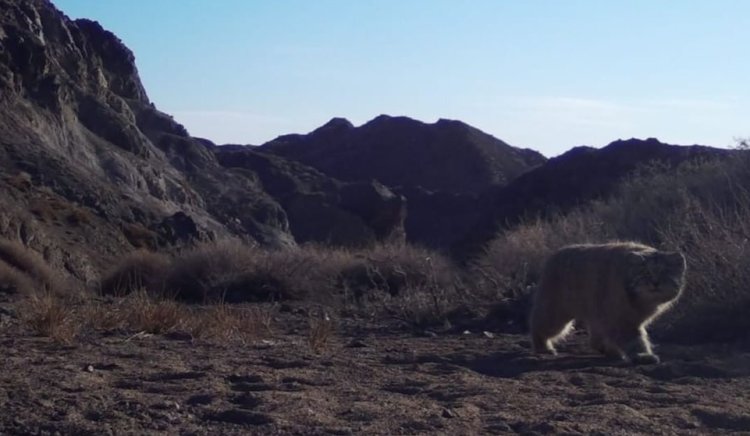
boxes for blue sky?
[55,1,748,156]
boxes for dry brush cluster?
[99,240,468,329]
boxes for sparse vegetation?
[19,292,79,344]
[99,249,171,297]
[121,222,159,249]
[308,310,335,354]
[94,239,469,328]
[0,238,61,294]
[162,239,302,303]
[28,195,94,227]
[21,289,274,344]
[0,261,36,295]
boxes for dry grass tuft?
[0,262,37,295]
[82,291,274,343]
[164,240,348,304]
[308,310,335,354]
[101,239,473,331]
[187,304,273,342]
[99,250,171,297]
[20,293,79,344]
[103,239,467,331]
[121,222,159,249]
[0,238,61,294]
[28,196,94,227]
[472,211,610,301]
[655,197,750,343]
[338,243,460,301]
[4,171,33,191]
[163,239,258,303]
[124,292,188,335]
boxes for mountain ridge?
[261,114,546,194]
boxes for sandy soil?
[1,302,750,435]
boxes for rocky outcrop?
[214,147,405,247]
[262,115,545,194]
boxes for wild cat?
[529,242,686,364]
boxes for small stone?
[86,365,94,372]
[462,330,471,335]
[482,331,495,339]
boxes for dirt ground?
[2,301,750,436]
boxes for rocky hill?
[0,0,404,283]
[262,115,546,194]
[212,145,405,247]
[260,116,546,249]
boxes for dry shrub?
[122,222,158,249]
[188,304,273,342]
[234,241,466,329]
[308,310,335,354]
[123,292,188,335]
[582,160,733,243]
[83,292,273,342]
[338,243,468,328]
[472,210,610,303]
[224,244,341,303]
[164,240,260,302]
[99,250,171,297]
[65,207,93,226]
[85,291,190,335]
[0,262,36,295]
[28,198,56,222]
[654,198,750,343]
[28,196,93,227]
[339,243,460,301]
[81,298,129,333]
[20,293,79,344]
[103,240,466,329]
[5,172,32,191]
[164,241,352,304]
[382,284,459,329]
[0,238,61,294]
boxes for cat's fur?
[529,242,686,364]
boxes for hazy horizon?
[55,0,748,156]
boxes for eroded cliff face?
[0,0,407,284]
